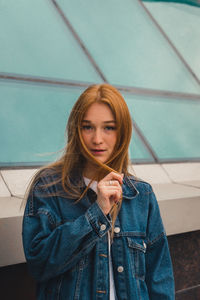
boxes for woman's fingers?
[98,179,120,188]
[99,171,124,186]
[98,186,122,198]
[97,172,123,199]
[109,189,122,203]
[96,172,123,214]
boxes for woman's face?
[81,102,117,173]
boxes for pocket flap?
[127,237,147,253]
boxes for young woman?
[22,84,174,299]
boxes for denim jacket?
[22,173,175,300]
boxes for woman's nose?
[92,129,103,144]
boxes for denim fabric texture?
[22,173,175,300]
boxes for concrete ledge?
[0,174,11,197]
[0,197,25,266]
[159,196,200,236]
[0,216,25,266]
[152,183,200,235]
[0,196,23,219]
[162,163,200,182]
[131,164,171,184]
[1,169,37,198]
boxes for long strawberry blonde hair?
[27,83,133,236]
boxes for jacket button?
[143,241,147,249]
[117,266,124,273]
[100,224,106,231]
[114,227,120,233]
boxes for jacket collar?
[122,175,139,199]
[70,174,139,200]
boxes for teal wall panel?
[0,0,101,82]
[130,128,154,162]
[0,81,83,165]
[57,0,200,93]
[144,2,200,81]
[125,93,200,160]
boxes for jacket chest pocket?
[127,237,147,281]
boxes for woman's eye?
[105,126,116,131]
[82,125,93,131]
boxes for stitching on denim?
[74,257,86,300]
[135,274,145,281]
[125,176,139,197]
[128,176,150,187]
[147,232,165,247]
[86,207,111,237]
[133,247,145,299]
[36,209,55,225]
[28,180,42,215]
[130,248,135,279]
[57,237,99,273]
[136,250,139,277]
[129,241,146,288]
[86,212,100,236]
[130,178,153,196]
[126,176,134,188]
[29,191,34,215]
[56,275,64,300]
[127,238,146,253]
[115,232,146,238]
[136,278,142,300]
[135,248,145,281]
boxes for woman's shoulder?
[125,174,153,193]
[24,167,63,215]
[26,167,62,201]
[124,175,159,213]
[34,167,61,186]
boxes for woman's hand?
[97,172,124,215]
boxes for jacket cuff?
[86,202,112,237]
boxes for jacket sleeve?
[22,178,111,282]
[145,186,175,300]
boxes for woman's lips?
[91,149,105,155]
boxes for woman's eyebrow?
[82,120,91,123]
[82,120,116,123]
[103,120,116,124]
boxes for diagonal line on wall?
[0,172,13,197]
[138,0,200,86]
[132,119,159,163]
[50,0,108,82]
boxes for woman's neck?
[83,161,98,179]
